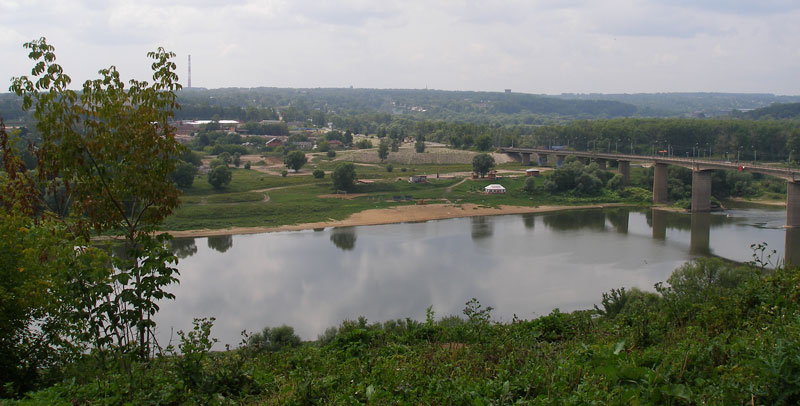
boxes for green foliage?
[326,150,336,158]
[170,161,198,188]
[285,150,307,172]
[472,153,495,177]
[281,169,288,177]
[475,134,493,151]
[207,165,232,189]
[523,176,536,193]
[5,38,183,373]
[415,135,425,153]
[377,140,389,161]
[332,162,357,191]
[386,164,393,172]
[243,161,251,170]
[312,169,325,179]
[248,325,301,353]
[355,139,372,149]
[544,161,610,196]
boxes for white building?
[484,184,506,194]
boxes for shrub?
[244,161,251,170]
[523,177,536,193]
[248,325,301,353]
[281,170,288,177]
[208,165,232,189]
[313,169,325,179]
[356,139,372,149]
[327,150,336,158]
[386,164,393,172]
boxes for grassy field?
[161,162,651,232]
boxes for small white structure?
[526,168,540,177]
[484,184,506,194]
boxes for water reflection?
[207,235,233,253]
[542,209,606,231]
[160,207,795,347]
[522,213,535,229]
[330,227,357,250]
[606,208,629,234]
[471,216,493,240]
[169,238,197,259]
[689,213,711,256]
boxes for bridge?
[500,147,800,227]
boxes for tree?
[171,160,198,188]
[475,134,493,151]
[356,139,372,149]
[7,38,182,370]
[208,164,232,189]
[524,177,537,193]
[378,140,389,161]
[285,150,307,172]
[415,135,426,153]
[472,153,495,177]
[313,169,325,179]
[332,162,357,191]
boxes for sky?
[2,0,799,95]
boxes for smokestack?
[188,55,192,88]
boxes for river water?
[157,207,799,347]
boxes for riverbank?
[165,202,632,238]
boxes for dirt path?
[445,178,468,193]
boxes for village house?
[408,175,428,184]
[484,184,506,194]
[526,168,540,177]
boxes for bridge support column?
[786,181,800,227]
[537,154,548,166]
[618,161,630,186]
[521,152,530,166]
[596,158,606,169]
[556,155,565,168]
[691,170,713,212]
[653,163,668,204]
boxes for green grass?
[164,165,651,231]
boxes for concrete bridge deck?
[500,147,800,226]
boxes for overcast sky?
[2,0,799,95]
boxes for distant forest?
[3,88,800,125]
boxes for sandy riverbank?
[165,203,632,238]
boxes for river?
[157,207,799,347]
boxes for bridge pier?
[691,170,713,212]
[787,181,800,227]
[653,163,668,204]
[596,158,606,169]
[556,155,565,168]
[521,152,531,166]
[538,154,548,166]
[618,161,630,186]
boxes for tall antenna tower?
[188,55,192,88]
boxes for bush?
[170,160,198,188]
[248,325,301,353]
[523,177,536,193]
[281,170,288,177]
[207,165,232,189]
[356,139,372,149]
[313,169,325,179]
[401,167,407,172]
[244,161,251,170]
[386,164,393,172]
[327,150,336,158]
